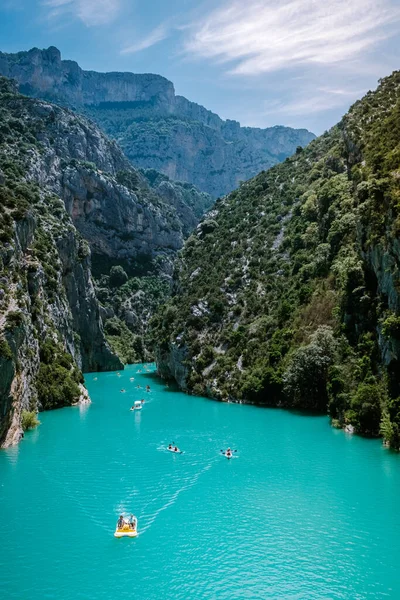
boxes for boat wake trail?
[38,464,110,533]
[138,460,216,535]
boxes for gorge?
[0,49,400,454]
[1,1,400,597]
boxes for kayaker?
[168,444,173,450]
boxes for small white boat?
[167,446,182,454]
[134,400,143,411]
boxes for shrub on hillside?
[109,265,128,288]
[21,410,40,431]
[283,326,337,410]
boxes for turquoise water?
[1,365,400,599]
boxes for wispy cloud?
[262,87,363,117]
[121,23,169,55]
[181,0,400,127]
[43,0,120,27]
[184,0,400,75]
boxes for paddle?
[220,449,237,453]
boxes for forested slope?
[153,71,400,448]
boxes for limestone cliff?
[0,46,315,198]
[0,79,123,447]
[3,85,185,271]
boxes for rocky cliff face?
[152,70,400,448]
[0,74,212,445]
[4,87,185,270]
[0,47,315,198]
[140,169,213,237]
[0,78,123,446]
[0,46,175,107]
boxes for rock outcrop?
[0,46,175,107]
[156,342,189,391]
[0,46,315,197]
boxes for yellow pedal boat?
[114,516,138,538]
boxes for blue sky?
[1,0,400,134]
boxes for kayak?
[167,447,182,454]
[221,450,235,459]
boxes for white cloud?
[121,23,169,55]
[181,0,400,128]
[184,0,400,75]
[43,0,120,27]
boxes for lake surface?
[1,364,400,599]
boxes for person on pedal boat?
[117,515,124,529]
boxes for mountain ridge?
[0,46,315,197]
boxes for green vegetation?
[109,265,128,288]
[21,410,40,431]
[36,340,83,410]
[104,317,145,364]
[151,70,400,448]
[0,338,13,360]
[96,273,170,363]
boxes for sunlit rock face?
[0,46,315,198]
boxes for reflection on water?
[78,402,91,420]
[3,442,19,466]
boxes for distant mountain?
[0,46,315,197]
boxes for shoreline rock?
[73,383,92,406]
